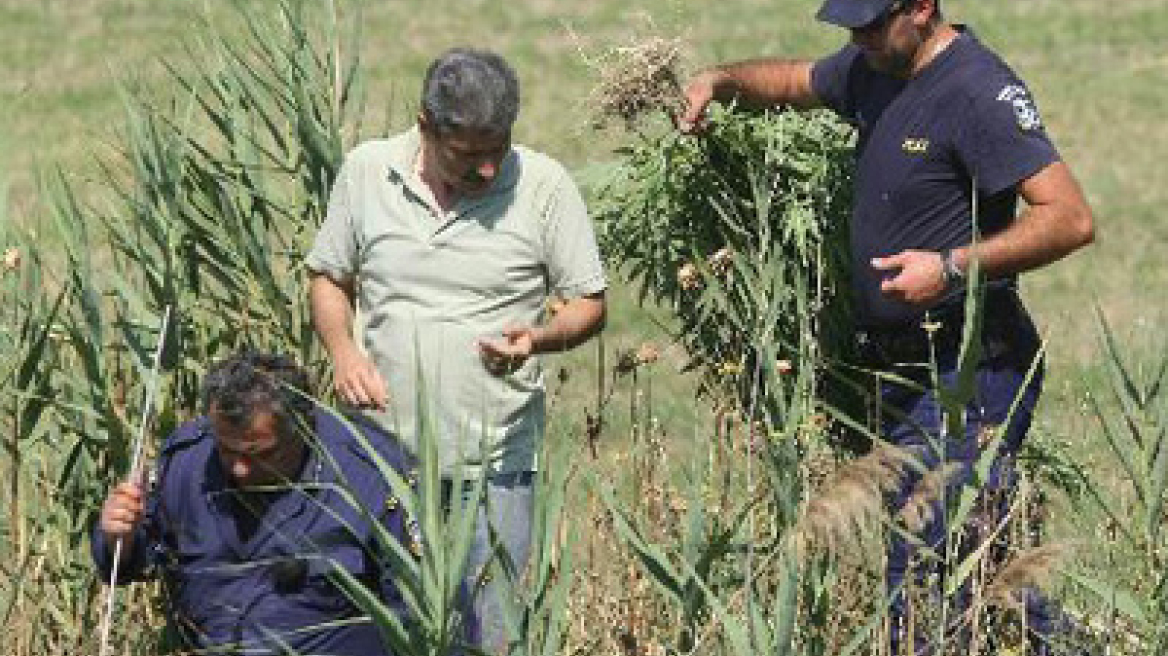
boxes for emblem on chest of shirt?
[901,137,930,154]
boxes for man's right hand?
[677,60,820,134]
[308,273,388,410]
[333,346,388,410]
[678,70,721,134]
[100,480,144,549]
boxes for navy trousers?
[867,293,1060,654]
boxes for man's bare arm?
[308,272,388,408]
[679,59,821,131]
[954,161,1095,277]
[477,292,606,376]
[873,161,1095,305]
[530,292,606,354]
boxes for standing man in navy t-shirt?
[679,0,1093,653]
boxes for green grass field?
[3,0,1164,350]
[2,0,1166,653]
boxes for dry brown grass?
[579,34,685,129]
[985,544,1067,612]
[895,462,964,535]
[795,443,912,555]
[1,479,165,656]
[563,429,681,656]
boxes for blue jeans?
[448,471,535,654]
[872,298,1061,654]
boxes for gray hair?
[420,48,520,136]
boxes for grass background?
[3,0,1163,348]
[1,0,1165,645]
[4,0,1165,507]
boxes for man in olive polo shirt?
[306,48,606,652]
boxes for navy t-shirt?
[811,28,1059,327]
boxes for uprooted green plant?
[592,103,856,430]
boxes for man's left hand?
[478,327,536,376]
[872,250,948,306]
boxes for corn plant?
[0,227,67,652]
[317,404,480,656]
[487,443,576,656]
[86,0,359,397]
[318,392,578,656]
[0,223,167,655]
[597,406,809,655]
[0,229,61,556]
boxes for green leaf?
[1065,570,1148,627]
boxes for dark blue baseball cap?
[816,0,901,29]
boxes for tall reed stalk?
[1062,311,1168,654]
[2,1,364,653]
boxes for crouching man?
[92,352,433,655]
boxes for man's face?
[849,0,925,77]
[210,405,304,488]
[419,120,511,198]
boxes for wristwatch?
[940,248,965,288]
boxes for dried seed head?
[802,447,836,489]
[3,247,20,272]
[895,462,963,534]
[717,361,741,376]
[986,545,1067,610]
[677,262,701,290]
[794,444,915,555]
[635,342,660,365]
[977,423,1000,450]
[709,247,733,275]
[776,359,794,375]
[586,36,685,128]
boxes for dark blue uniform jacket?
[92,408,412,656]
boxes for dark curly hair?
[200,352,315,437]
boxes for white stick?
[97,305,172,656]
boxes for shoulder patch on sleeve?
[995,83,1043,131]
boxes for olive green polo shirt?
[306,128,606,476]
